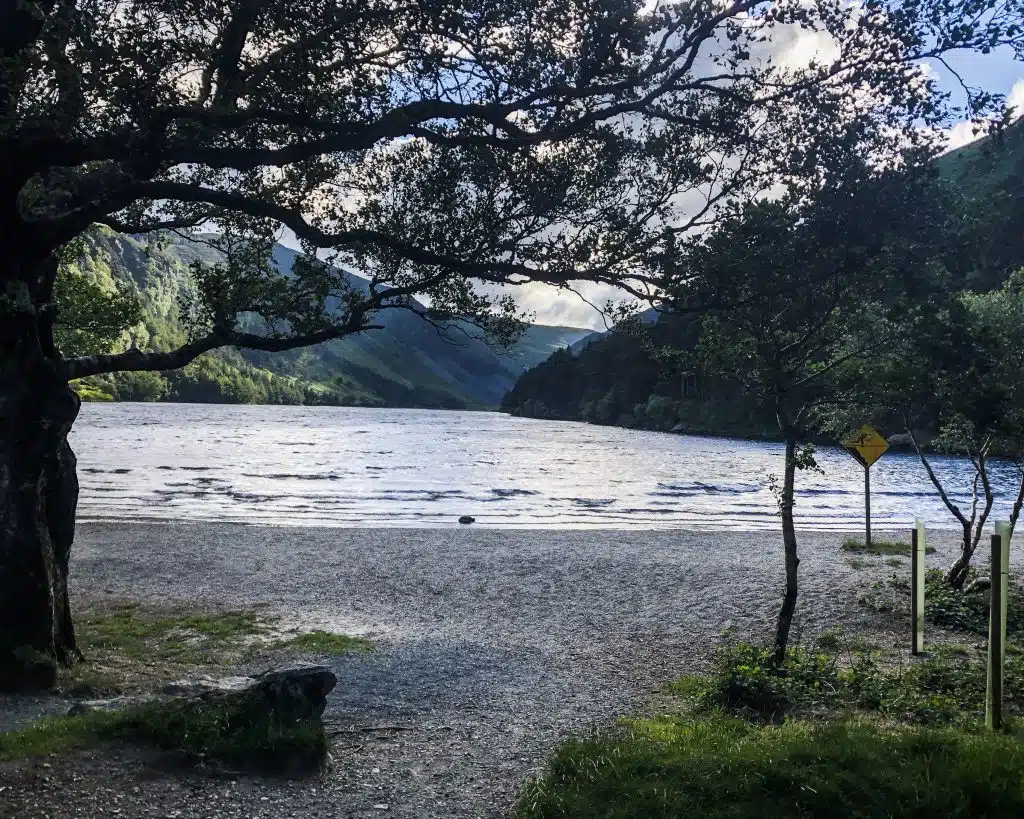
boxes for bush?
[691,640,1024,727]
[882,568,1024,635]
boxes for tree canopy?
[6,0,1023,383]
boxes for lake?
[69,403,1021,530]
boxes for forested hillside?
[502,121,1024,437]
[63,230,589,408]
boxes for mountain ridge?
[502,122,1024,435]
[67,229,590,408]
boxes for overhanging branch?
[63,322,383,380]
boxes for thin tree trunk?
[907,428,983,589]
[1009,463,1024,539]
[945,451,993,589]
[0,255,82,690]
[773,431,799,666]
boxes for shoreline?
[72,517,980,534]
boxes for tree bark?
[0,255,82,691]
[943,454,993,590]
[944,521,976,590]
[773,431,799,666]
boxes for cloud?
[1010,78,1024,117]
[945,119,983,152]
[942,76,1024,153]
[505,282,637,330]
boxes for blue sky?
[930,45,1023,149]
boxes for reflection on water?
[70,403,1022,530]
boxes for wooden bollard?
[911,520,925,655]
[986,524,1010,730]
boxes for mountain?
[568,306,660,354]
[68,229,590,408]
[503,124,1024,435]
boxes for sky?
[517,44,1024,330]
[278,34,1023,332]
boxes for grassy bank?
[2,603,371,771]
[518,563,1024,818]
[518,715,1024,818]
[0,696,329,773]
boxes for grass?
[520,638,1024,817]
[2,604,370,771]
[60,604,373,697]
[519,554,1024,818]
[76,604,275,664]
[863,568,1024,636]
[847,557,870,570]
[0,697,328,773]
[685,639,1024,726]
[841,538,935,556]
[517,714,1024,818]
[273,631,373,654]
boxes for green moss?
[842,538,935,555]
[274,631,373,655]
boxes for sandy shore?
[4,524,992,817]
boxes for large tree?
[2,0,1021,688]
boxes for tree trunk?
[772,432,799,666]
[944,454,993,590]
[0,257,82,691]
[944,522,975,589]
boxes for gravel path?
[1,523,986,817]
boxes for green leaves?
[53,264,142,358]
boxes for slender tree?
[661,165,968,662]
[2,0,1021,687]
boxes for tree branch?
[63,322,384,380]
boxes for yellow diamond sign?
[843,424,890,468]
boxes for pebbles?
[2,523,973,818]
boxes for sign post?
[842,425,890,551]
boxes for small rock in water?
[458,515,475,524]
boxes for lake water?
[70,403,1022,531]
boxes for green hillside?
[64,230,589,408]
[503,124,1024,434]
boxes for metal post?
[986,528,1008,730]
[911,519,925,655]
[864,465,872,551]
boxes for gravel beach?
[1,523,993,818]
